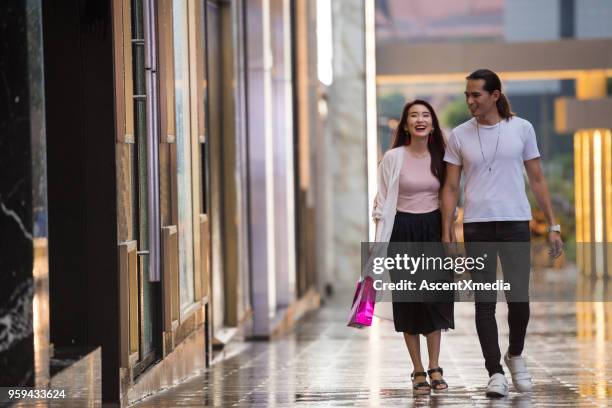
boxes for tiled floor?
[132,295,612,407]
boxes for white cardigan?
[372,147,406,243]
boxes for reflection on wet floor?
[132,295,612,407]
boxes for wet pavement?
[132,294,612,407]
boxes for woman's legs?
[425,330,441,369]
[403,333,430,392]
[403,333,424,371]
[426,330,447,390]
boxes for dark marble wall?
[0,0,47,387]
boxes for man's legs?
[475,301,504,376]
[497,221,532,357]
[463,223,504,376]
[507,302,530,356]
[497,221,533,392]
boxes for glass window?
[173,0,195,310]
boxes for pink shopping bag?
[347,276,376,328]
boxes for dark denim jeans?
[463,221,531,377]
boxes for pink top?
[396,148,440,213]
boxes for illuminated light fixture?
[593,130,603,244]
[316,0,333,86]
[593,130,604,277]
[365,0,377,241]
[582,132,592,275]
[604,130,612,278]
[574,133,583,272]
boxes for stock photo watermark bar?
[361,242,612,302]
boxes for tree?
[441,98,471,129]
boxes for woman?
[372,99,454,394]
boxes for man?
[441,69,563,397]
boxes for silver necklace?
[476,120,501,173]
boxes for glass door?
[173,0,197,313]
[204,0,226,330]
[131,0,161,374]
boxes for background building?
[375,0,612,278]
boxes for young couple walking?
[372,69,564,397]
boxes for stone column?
[270,0,297,307]
[326,0,368,288]
[245,0,277,336]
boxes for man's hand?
[525,158,563,260]
[548,231,563,259]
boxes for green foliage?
[440,98,471,128]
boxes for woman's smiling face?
[406,103,433,140]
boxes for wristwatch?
[547,224,561,233]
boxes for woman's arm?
[524,158,563,258]
[441,164,461,243]
[372,157,388,222]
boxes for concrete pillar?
[326,0,368,289]
[270,0,297,307]
[245,0,277,336]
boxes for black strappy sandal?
[427,367,448,391]
[411,371,431,395]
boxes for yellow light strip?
[583,132,592,243]
[605,130,612,243]
[604,130,612,278]
[376,69,612,85]
[365,0,378,241]
[574,132,583,273]
[576,71,608,99]
[593,130,604,277]
[593,130,603,243]
[607,302,612,341]
[32,238,49,386]
[583,132,592,275]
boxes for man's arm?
[524,158,563,258]
[441,163,462,242]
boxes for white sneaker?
[504,352,533,392]
[486,373,509,398]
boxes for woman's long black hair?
[391,99,446,185]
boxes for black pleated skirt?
[389,209,455,335]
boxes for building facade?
[0,0,324,405]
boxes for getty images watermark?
[362,242,612,302]
[370,252,511,292]
[361,241,537,302]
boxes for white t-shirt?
[444,116,540,223]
